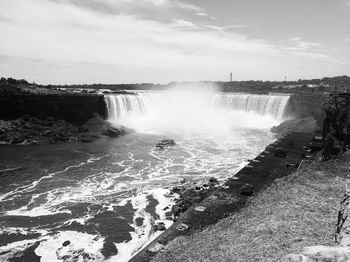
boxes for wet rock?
[22,139,39,145]
[78,126,89,133]
[171,205,182,217]
[240,184,254,196]
[195,186,201,191]
[153,222,166,231]
[209,177,218,184]
[40,129,52,136]
[172,187,182,194]
[80,136,93,143]
[62,240,71,247]
[176,223,189,231]
[147,243,165,253]
[104,127,124,137]
[11,135,25,144]
[274,147,287,158]
[135,217,144,227]
[101,241,118,258]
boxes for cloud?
[289,37,324,51]
[0,0,348,84]
[172,19,198,29]
[50,0,206,24]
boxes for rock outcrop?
[281,189,350,262]
[0,114,127,145]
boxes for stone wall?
[0,94,107,125]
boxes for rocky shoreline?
[0,114,127,145]
[130,132,323,262]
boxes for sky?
[0,0,349,84]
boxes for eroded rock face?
[0,114,128,145]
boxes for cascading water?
[104,92,290,133]
[214,93,290,121]
[0,89,292,262]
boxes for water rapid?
[0,89,290,262]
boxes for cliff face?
[0,94,107,125]
[286,94,329,127]
[0,92,330,126]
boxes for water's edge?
[130,132,318,262]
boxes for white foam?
[112,194,153,262]
[6,206,71,217]
[0,238,42,262]
[0,155,106,202]
[110,188,176,262]
[35,231,105,262]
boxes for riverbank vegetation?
[152,154,349,262]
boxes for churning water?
[0,88,290,262]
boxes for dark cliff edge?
[0,93,108,125]
[0,94,129,145]
[285,93,328,127]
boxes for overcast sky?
[0,0,349,84]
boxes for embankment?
[130,132,323,262]
[151,153,348,262]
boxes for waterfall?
[214,94,290,121]
[104,93,290,123]
[104,94,151,121]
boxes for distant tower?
[230,72,232,82]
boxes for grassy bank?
[152,154,349,262]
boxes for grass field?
[152,155,350,262]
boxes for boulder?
[40,129,52,136]
[62,240,71,247]
[11,135,25,144]
[153,222,166,231]
[104,127,123,137]
[80,135,94,143]
[240,184,254,196]
[274,147,288,158]
[78,126,89,133]
[180,178,187,184]
[281,246,350,262]
[172,187,182,194]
